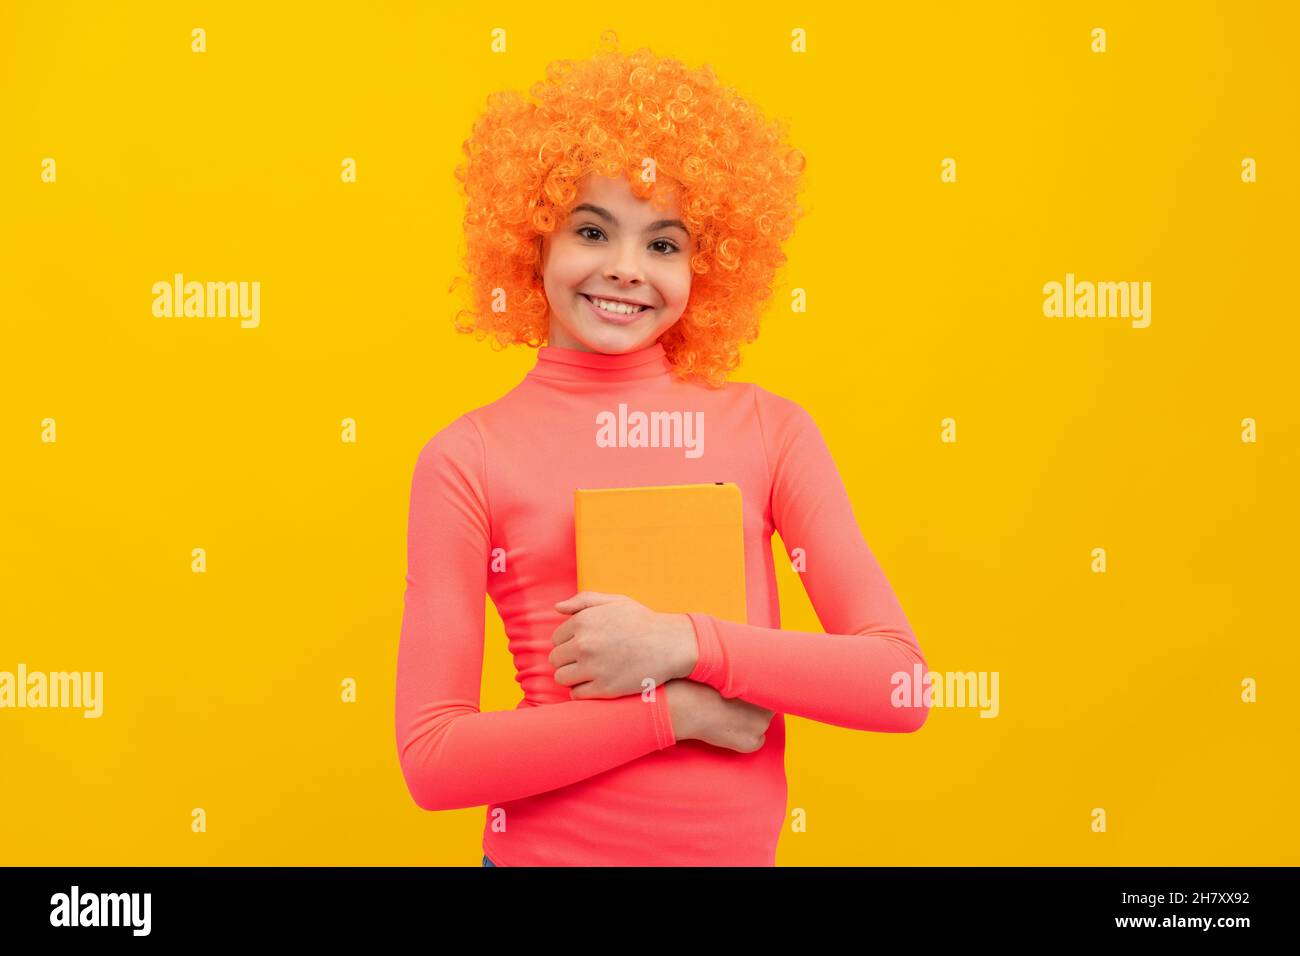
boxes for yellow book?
[573,481,748,624]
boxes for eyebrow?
[570,203,689,236]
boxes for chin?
[581,330,648,353]
[569,317,656,353]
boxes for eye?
[576,225,605,241]
[650,239,680,254]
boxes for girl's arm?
[682,386,930,734]
[395,416,675,812]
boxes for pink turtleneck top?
[394,341,929,866]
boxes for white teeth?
[588,296,647,315]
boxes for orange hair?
[449,35,807,388]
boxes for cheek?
[543,242,591,288]
[665,269,693,307]
[551,265,585,292]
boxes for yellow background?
[2,1,1296,865]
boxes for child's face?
[539,171,693,354]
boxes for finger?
[553,593,582,613]
[548,639,581,670]
[554,591,623,613]
[553,662,591,688]
[551,618,575,646]
[569,680,604,700]
[553,591,593,612]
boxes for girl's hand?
[666,679,773,753]
[549,591,699,699]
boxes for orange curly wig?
[449,34,807,389]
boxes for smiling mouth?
[582,295,655,325]
[581,293,652,315]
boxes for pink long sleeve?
[393,341,926,866]
[685,388,930,733]
[394,416,675,813]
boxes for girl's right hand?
[664,678,774,753]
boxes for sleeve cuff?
[685,611,727,693]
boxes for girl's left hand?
[549,591,699,699]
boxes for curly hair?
[448,33,807,389]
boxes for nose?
[603,240,646,287]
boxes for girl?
[395,38,929,867]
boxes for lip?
[583,292,651,307]
[581,293,653,325]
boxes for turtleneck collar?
[527,340,673,384]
